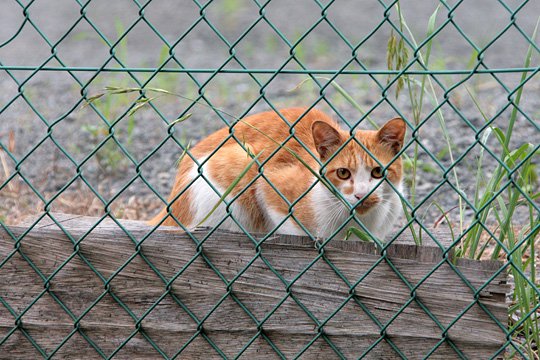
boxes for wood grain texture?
[0,213,509,359]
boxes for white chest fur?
[311,179,403,241]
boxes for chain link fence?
[0,0,539,358]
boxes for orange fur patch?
[150,108,404,233]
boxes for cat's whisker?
[323,201,349,236]
[317,201,345,236]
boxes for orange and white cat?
[150,108,406,240]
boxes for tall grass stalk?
[462,16,539,355]
[391,3,465,234]
[465,102,539,357]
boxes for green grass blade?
[174,142,191,168]
[196,151,263,227]
[504,17,539,149]
[169,113,193,127]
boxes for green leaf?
[86,93,105,103]
[146,87,177,95]
[345,227,374,242]
[466,48,479,69]
[174,142,191,168]
[505,17,539,149]
[491,127,511,155]
[105,86,140,94]
[169,113,193,127]
[426,5,440,39]
[158,44,169,65]
[505,143,533,167]
[401,199,421,246]
[81,93,105,110]
[127,97,154,117]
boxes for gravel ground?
[0,0,539,229]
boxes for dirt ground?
[0,0,538,231]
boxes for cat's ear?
[312,121,343,161]
[377,117,406,154]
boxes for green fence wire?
[0,0,539,358]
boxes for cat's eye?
[336,168,351,180]
[371,167,384,179]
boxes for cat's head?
[312,118,406,214]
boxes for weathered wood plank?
[0,213,509,359]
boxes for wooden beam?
[0,213,508,359]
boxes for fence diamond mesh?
[0,0,539,358]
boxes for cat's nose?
[355,192,368,201]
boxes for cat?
[150,107,406,240]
